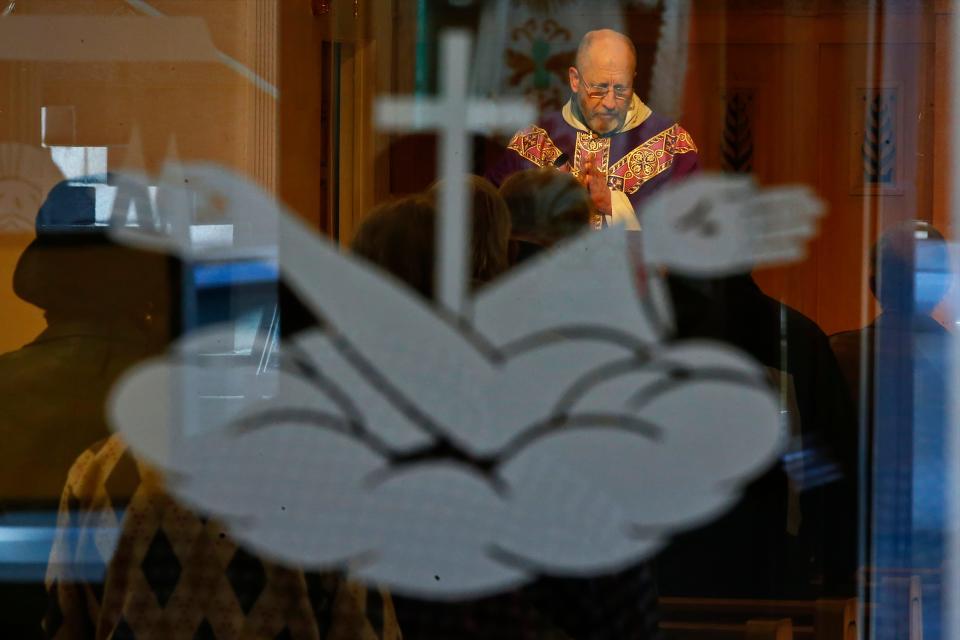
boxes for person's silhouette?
[0,177,175,639]
[831,220,952,640]
[657,271,858,598]
[0,178,175,506]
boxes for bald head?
[575,29,637,78]
[569,29,637,134]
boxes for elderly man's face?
[569,45,636,135]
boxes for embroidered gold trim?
[506,125,563,167]
[572,132,611,179]
[607,125,698,194]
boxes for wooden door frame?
[318,0,394,245]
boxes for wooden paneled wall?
[2,1,950,351]
[373,0,951,335]
[676,1,949,335]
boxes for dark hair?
[428,175,512,288]
[499,168,593,248]
[351,196,438,300]
[14,179,178,327]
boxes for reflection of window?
[46,147,118,223]
[233,309,267,356]
[190,224,234,247]
[188,259,281,358]
[52,171,238,247]
[49,146,107,179]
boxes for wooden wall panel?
[679,5,940,336]
[813,42,876,336]
[279,0,326,229]
[373,3,947,337]
[809,40,933,334]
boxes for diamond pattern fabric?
[140,528,182,608]
[43,435,402,639]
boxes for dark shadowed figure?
[830,221,952,640]
[0,180,176,506]
[656,272,858,599]
[0,179,175,639]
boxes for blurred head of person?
[351,196,438,300]
[499,167,594,264]
[870,220,951,317]
[428,174,512,289]
[13,177,178,349]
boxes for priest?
[487,28,699,230]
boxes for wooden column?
[279,0,326,230]
[246,0,279,194]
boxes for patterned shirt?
[44,436,402,640]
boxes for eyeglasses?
[576,69,633,101]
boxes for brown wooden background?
[0,0,953,353]
[379,0,955,337]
